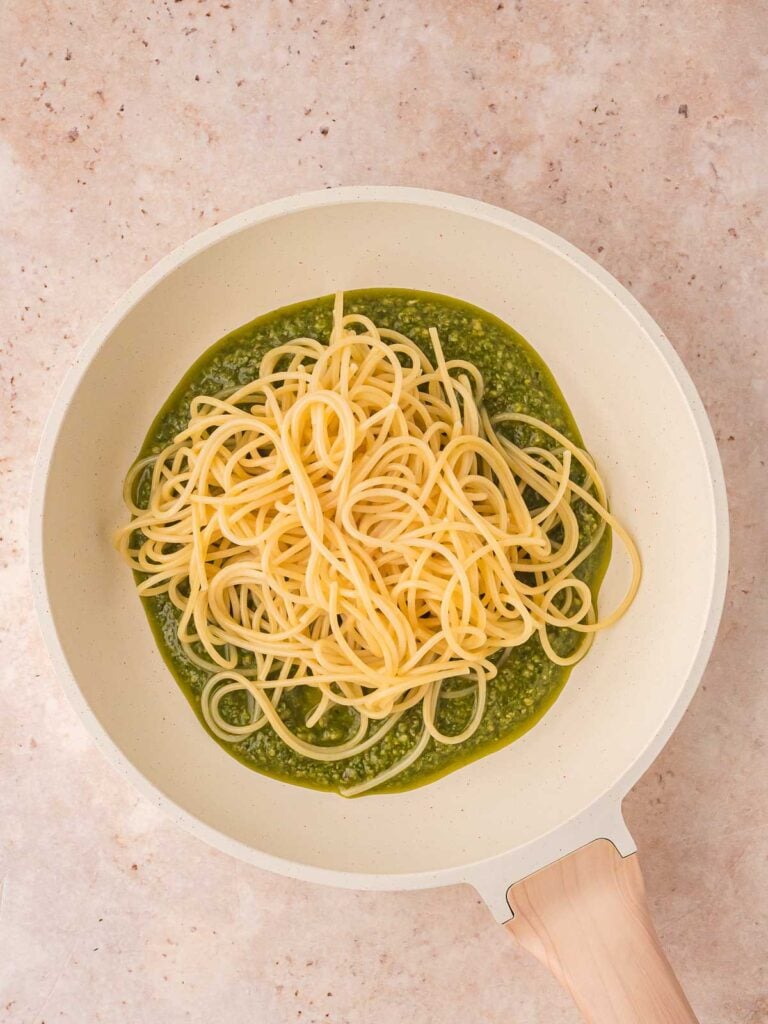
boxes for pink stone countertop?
[1,1,766,1021]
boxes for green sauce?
[133,289,609,795]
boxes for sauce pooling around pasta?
[120,290,636,794]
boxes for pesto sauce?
[134,289,609,795]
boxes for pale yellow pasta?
[116,294,640,795]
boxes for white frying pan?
[30,187,728,1023]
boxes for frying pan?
[30,187,728,1023]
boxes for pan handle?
[505,839,698,1023]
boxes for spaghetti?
[116,294,640,795]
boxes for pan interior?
[36,196,721,879]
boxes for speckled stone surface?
[1,2,766,1022]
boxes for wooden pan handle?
[505,839,698,1023]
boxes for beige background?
[1,1,766,1022]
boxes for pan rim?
[29,185,729,898]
